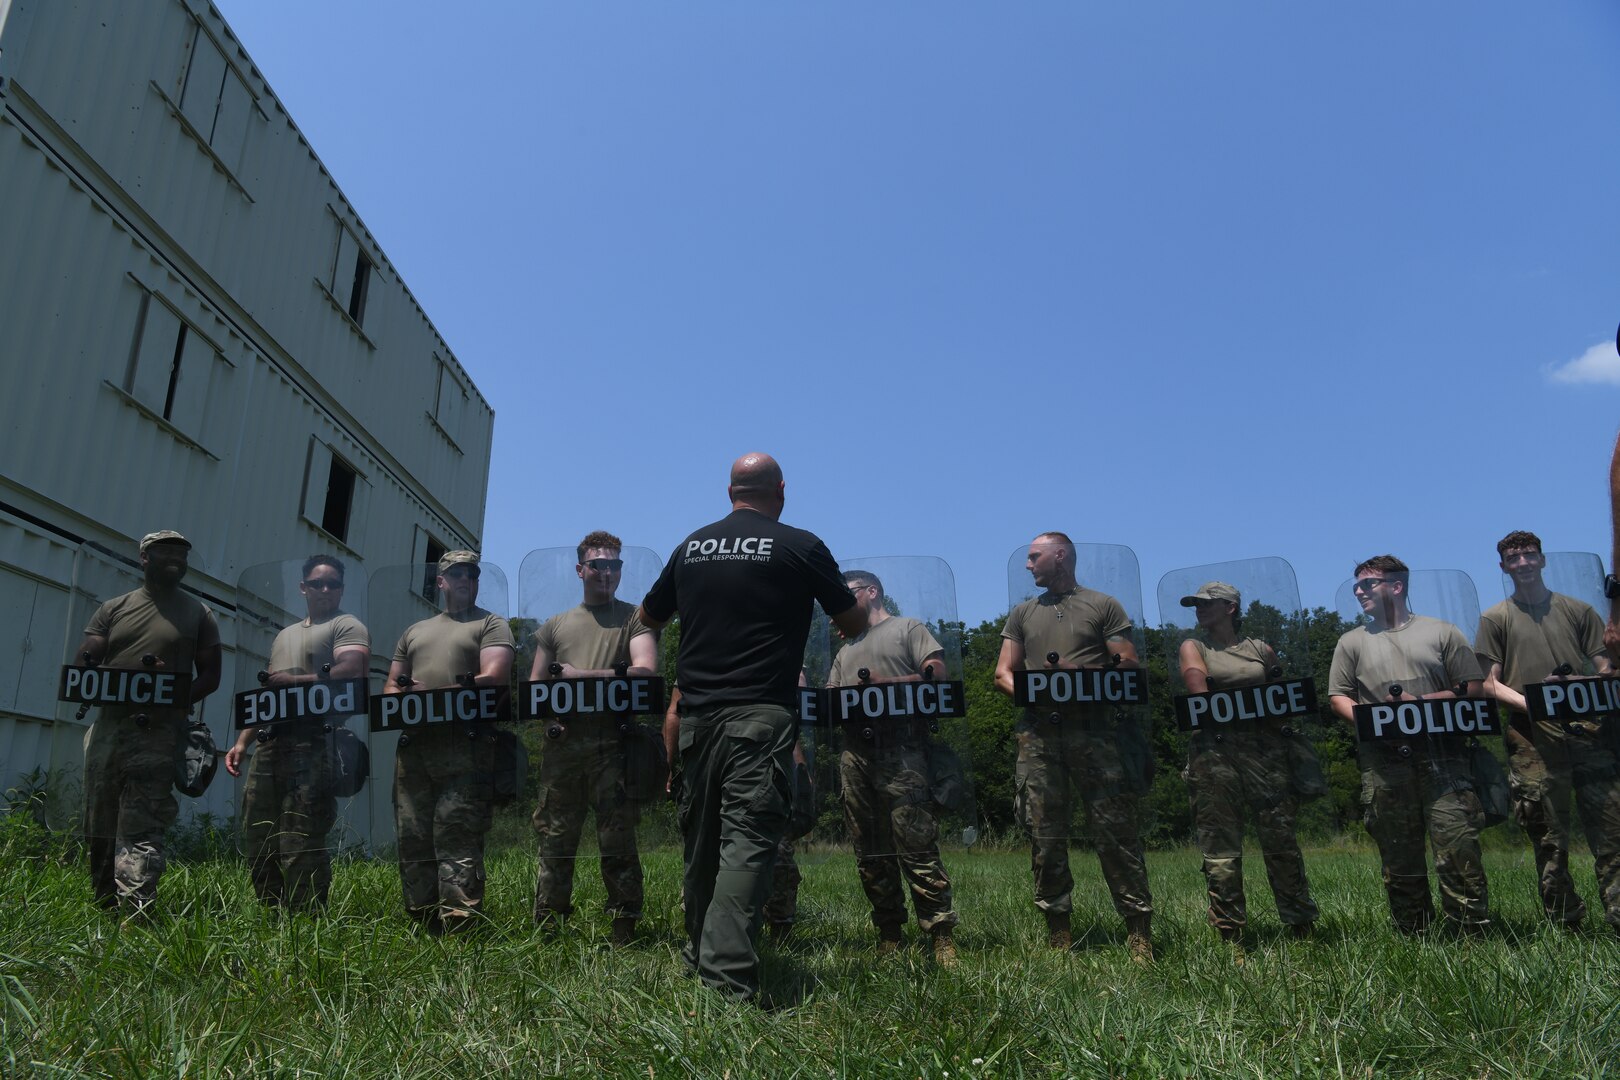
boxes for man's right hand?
[224,743,246,777]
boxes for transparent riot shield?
[1490,550,1618,760]
[1155,557,1324,933]
[1333,568,1504,926]
[229,558,373,907]
[1499,550,1609,619]
[365,559,514,901]
[516,544,671,924]
[49,539,218,906]
[1331,569,1498,747]
[816,556,974,862]
[1003,539,1157,924]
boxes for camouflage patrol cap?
[437,549,480,575]
[1180,581,1241,607]
[139,530,191,552]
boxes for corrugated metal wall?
[0,0,500,850]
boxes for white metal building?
[0,0,495,840]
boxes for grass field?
[3,815,1619,1079]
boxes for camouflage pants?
[82,710,183,910]
[394,728,495,925]
[1510,723,1620,929]
[240,732,336,910]
[1187,731,1317,931]
[1014,720,1152,919]
[1359,743,1488,930]
[532,724,643,921]
[763,838,801,927]
[840,741,957,933]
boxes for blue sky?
[218,1,1620,628]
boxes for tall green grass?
[2,813,1616,1078]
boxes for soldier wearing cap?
[827,570,960,965]
[528,530,657,944]
[1477,531,1619,930]
[994,531,1154,962]
[75,530,222,913]
[1177,581,1318,952]
[1328,554,1490,933]
[383,549,514,932]
[224,554,369,911]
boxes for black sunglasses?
[302,580,344,592]
[584,558,624,573]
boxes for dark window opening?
[161,324,188,421]
[347,254,372,324]
[422,537,447,602]
[320,457,356,542]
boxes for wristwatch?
[1605,574,1620,600]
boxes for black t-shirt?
[643,508,855,710]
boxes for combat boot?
[1045,911,1071,950]
[932,928,959,969]
[610,917,637,946]
[1125,914,1153,965]
[877,924,903,956]
[767,921,794,944]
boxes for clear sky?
[217,1,1620,628]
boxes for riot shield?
[1483,550,1613,718]
[49,539,218,907]
[1490,550,1617,744]
[817,556,974,845]
[1155,557,1324,932]
[1499,550,1609,618]
[516,544,672,925]
[365,559,514,864]
[229,558,372,908]
[1331,567,1504,927]
[1331,569,1499,747]
[1003,539,1157,923]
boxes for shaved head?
[730,452,781,492]
[728,452,785,517]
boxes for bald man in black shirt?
[640,452,866,1001]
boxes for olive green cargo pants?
[677,703,794,999]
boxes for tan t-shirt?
[827,615,943,685]
[269,612,369,676]
[1189,637,1271,690]
[1002,587,1133,669]
[1328,614,1482,706]
[392,607,514,689]
[1476,592,1607,693]
[85,585,220,676]
[533,599,650,671]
